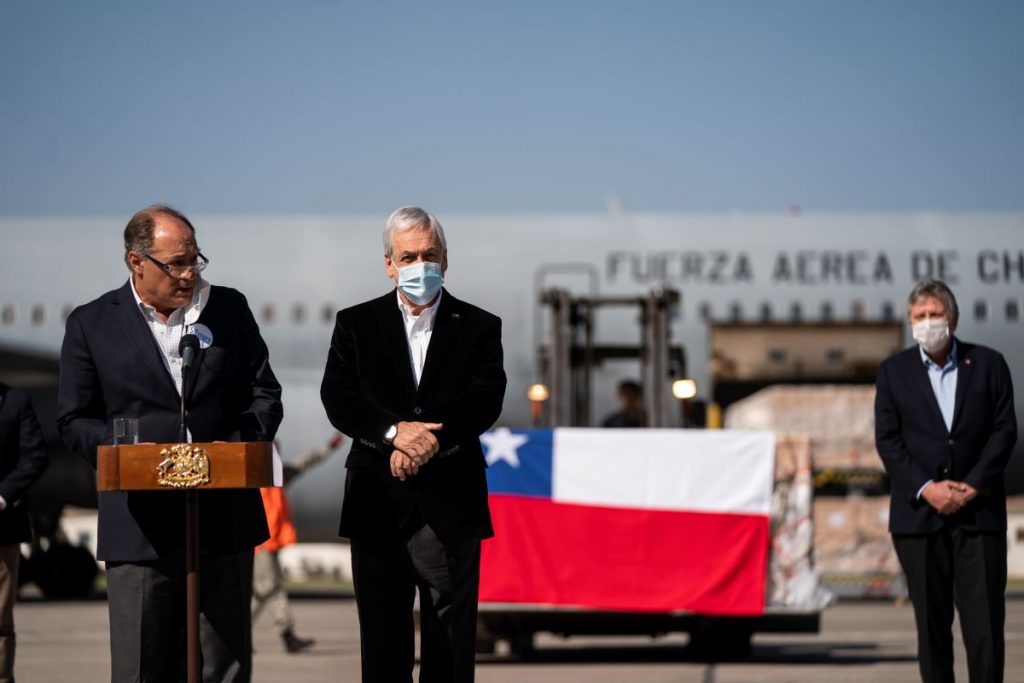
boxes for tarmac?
[14,595,1024,682]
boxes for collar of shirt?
[919,338,958,372]
[396,288,442,337]
[129,276,211,327]
[127,277,211,430]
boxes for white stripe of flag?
[551,429,775,516]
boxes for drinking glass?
[113,418,139,445]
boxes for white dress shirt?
[129,276,211,396]
[396,289,441,388]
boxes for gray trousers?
[106,548,254,683]
[0,545,19,683]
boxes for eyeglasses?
[142,252,209,278]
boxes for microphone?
[178,334,200,443]
[179,334,200,370]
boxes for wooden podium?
[97,442,274,683]
[97,442,273,491]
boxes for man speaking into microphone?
[57,205,282,683]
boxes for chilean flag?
[479,428,775,616]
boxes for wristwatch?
[383,424,398,445]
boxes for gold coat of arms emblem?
[156,444,211,488]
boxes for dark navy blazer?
[875,338,1017,534]
[56,282,282,562]
[0,385,49,545]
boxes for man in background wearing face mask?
[321,206,506,683]
[875,278,1017,683]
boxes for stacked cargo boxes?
[725,385,904,598]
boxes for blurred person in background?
[0,384,48,683]
[601,379,646,428]
[253,433,344,653]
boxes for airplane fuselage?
[2,212,1022,540]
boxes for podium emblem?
[157,444,212,488]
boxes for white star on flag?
[481,427,529,468]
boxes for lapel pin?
[964,358,971,365]
[451,313,461,319]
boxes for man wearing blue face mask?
[875,278,1017,683]
[321,206,506,683]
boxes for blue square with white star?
[481,428,552,498]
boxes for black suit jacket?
[56,282,282,562]
[0,385,49,545]
[875,338,1017,534]
[321,289,506,540]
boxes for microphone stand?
[180,362,190,443]
[180,354,200,683]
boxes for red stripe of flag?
[480,495,769,616]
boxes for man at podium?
[56,205,283,683]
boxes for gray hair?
[382,206,447,257]
[123,204,196,269]
[908,278,959,323]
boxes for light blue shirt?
[920,339,958,433]
[916,340,958,499]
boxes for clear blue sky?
[1,1,1021,216]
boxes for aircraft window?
[291,304,306,324]
[1,304,15,326]
[30,304,45,326]
[820,302,834,322]
[974,299,988,322]
[262,304,276,325]
[698,302,712,322]
[768,347,786,363]
[881,301,896,322]
[729,302,742,322]
[1006,299,1019,322]
[789,302,802,322]
[759,302,772,322]
[851,301,866,321]
[826,347,845,362]
[322,304,336,323]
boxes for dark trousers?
[893,528,1006,683]
[106,548,255,683]
[351,522,481,683]
[0,545,19,683]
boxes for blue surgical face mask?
[396,261,444,305]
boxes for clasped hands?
[922,479,978,515]
[389,421,443,481]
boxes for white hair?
[382,206,447,257]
